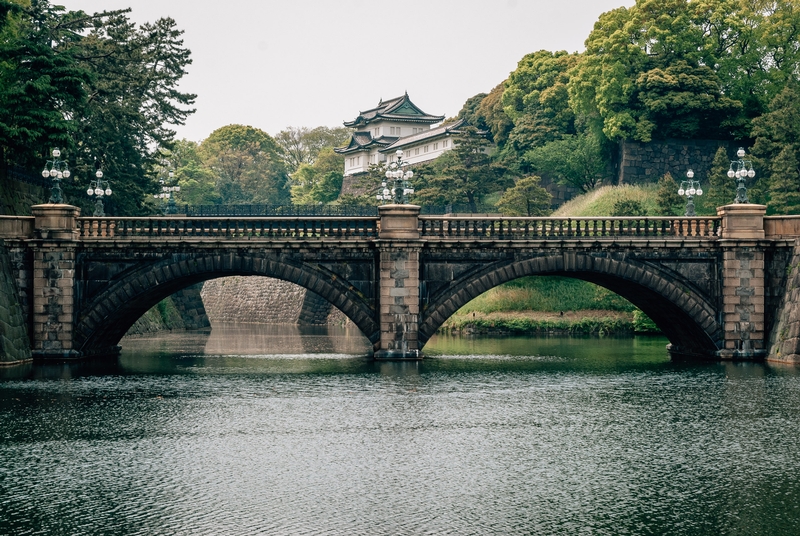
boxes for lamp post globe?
[728,147,755,204]
[41,148,71,204]
[376,150,415,205]
[678,168,703,217]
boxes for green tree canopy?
[0,0,196,215]
[275,125,351,173]
[502,50,580,152]
[525,134,608,192]
[752,85,800,214]
[199,124,290,205]
[495,175,552,216]
[417,127,512,212]
[290,147,344,205]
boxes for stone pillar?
[375,204,422,360]
[717,204,767,360]
[30,204,80,359]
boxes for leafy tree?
[752,85,800,214]
[502,50,580,152]
[525,134,608,192]
[199,124,289,205]
[418,127,512,212]
[0,0,195,215]
[163,139,219,206]
[612,199,647,217]
[633,61,741,140]
[290,147,344,205]
[704,146,736,211]
[569,0,745,143]
[495,175,552,216]
[275,126,351,173]
[656,172,684,215]
[477,83,513,145]
[457,92,489,131]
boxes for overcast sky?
[62,0,633,142]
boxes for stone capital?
[717,204,766,240]
[31,204,80,241]
[378,204,420,240]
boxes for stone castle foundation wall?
[201,276,349,327]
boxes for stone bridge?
[2,203,800,364]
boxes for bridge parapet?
[76,216,379,240]
[419,216,720,240]
[0,216,34,239]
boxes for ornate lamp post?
[376,150,414,204]
[154,171,179,214]
[86,168,112,217]
[678,169,703,217]
[728,147,755,204]
[41,148,71,204]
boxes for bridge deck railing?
[419,216,721,239]
[76,217,380,240]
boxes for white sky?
[62,0,633,142]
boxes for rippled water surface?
[2,325,800,535]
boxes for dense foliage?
[448,0,800,215]
[0,0,195,215]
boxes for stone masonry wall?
[201,276,349,326]
[125,283,210,336]
[768,239,800,364]
[0,242,31,363]
[618,139,742,185]
[0,176,46,216]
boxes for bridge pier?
[374,205,422,360]
[29,204,81,359]
[717,204,767,360]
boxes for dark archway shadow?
[75,253,379,357]
[419,253,720,358]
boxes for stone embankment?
[768,239,800,364]
[126,283,210,335]
[0,242,31,364]
[201,276,349,327]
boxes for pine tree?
[703,146,736,212]
[655,172,684,215]
[767,147,800,214]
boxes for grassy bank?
[440,311,636,336]
[441,277,662,336]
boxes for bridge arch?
[74,252,379,356]
[419,252,721,358]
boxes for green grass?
[441,315,634,335]
[552,184,660,217]
[451,184,662,333]
[456,276,635,314]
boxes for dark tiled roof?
[381,119,466,152]
[334,132,399,154]
[343,93,444,127]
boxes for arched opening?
[75,254,379,357]
[419,253,721,358]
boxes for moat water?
[1,324,800,535]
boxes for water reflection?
[2,326,800,535]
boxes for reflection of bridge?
[2,203,800,363]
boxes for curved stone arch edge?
[418,253,721,355]
[75,255,380,356]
